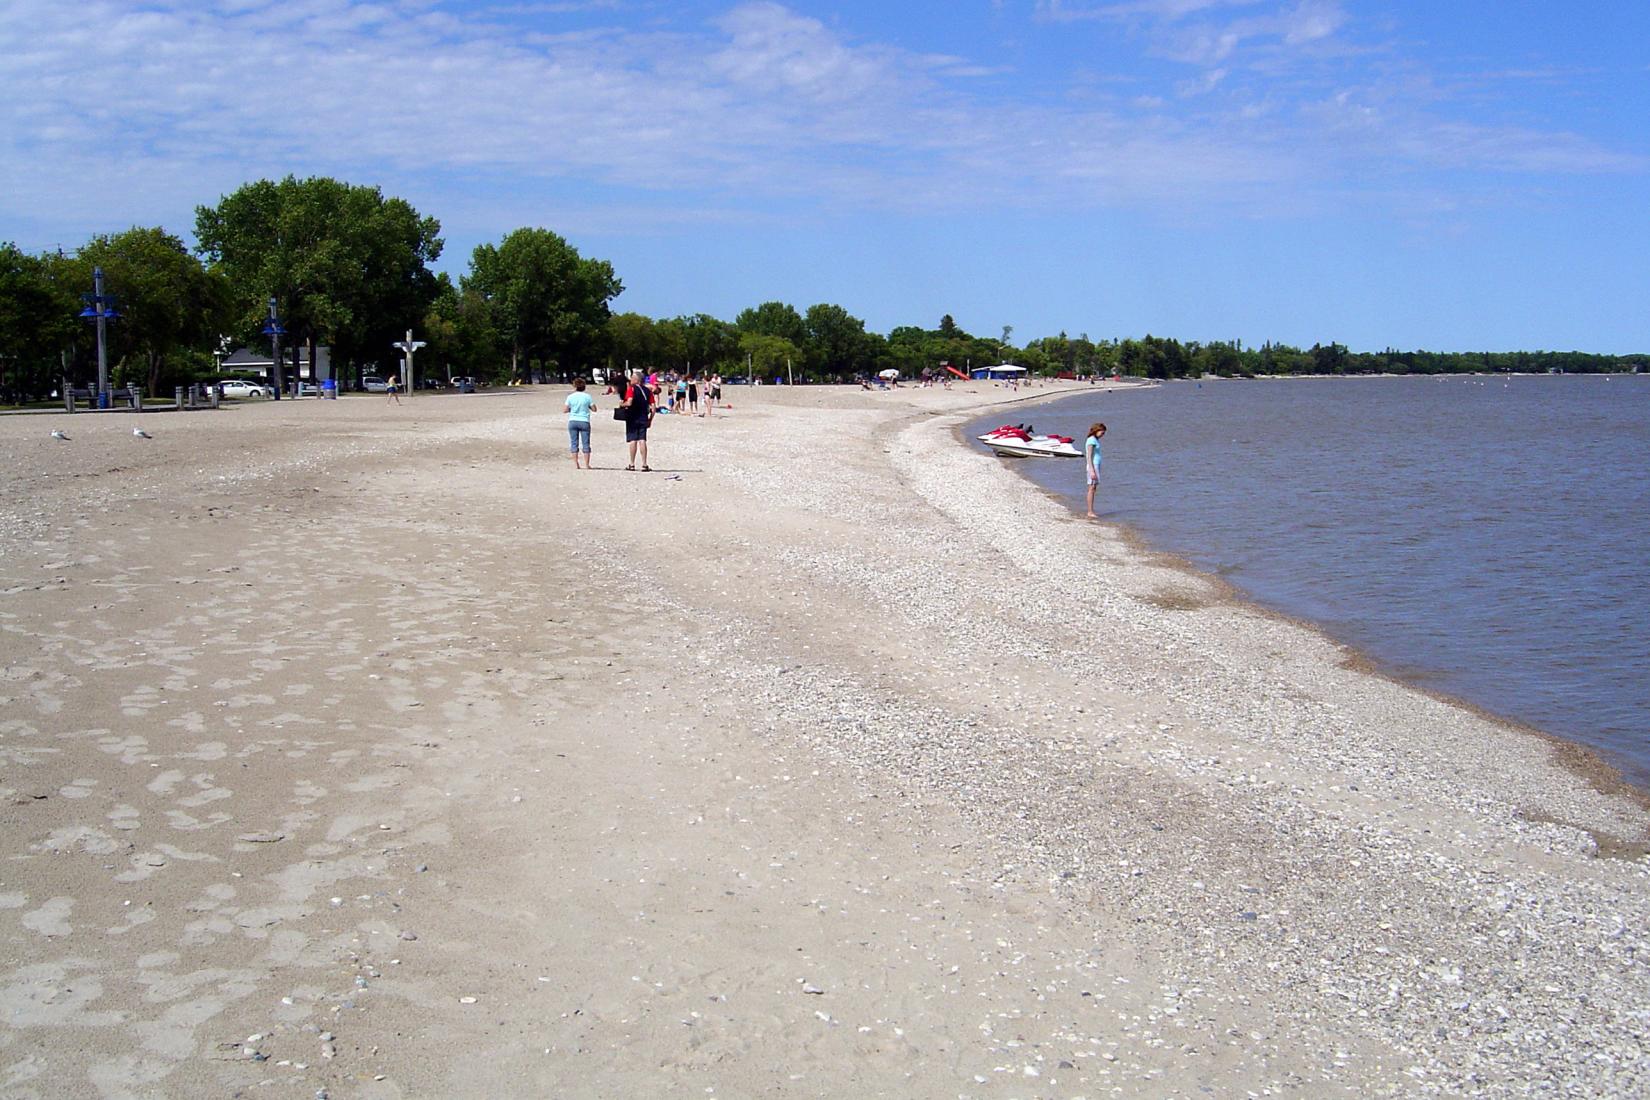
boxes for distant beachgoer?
[704,373,722,417]
[564,377,595,469]
[687,374,700,415]
[622,370,655,471]
[386,374,401,404]
[675,375,688,409]
[1085,422,1106,518]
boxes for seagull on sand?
[51,429,70,440]
[133,427,153,439]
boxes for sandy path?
[1,384,1646,1098]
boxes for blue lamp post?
[261,297,286,400]
[78,267,120,408]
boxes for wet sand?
[1,383,1646,1098]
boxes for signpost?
[262,298,285,399]
[78,268,120,408]
[393,330,426,395]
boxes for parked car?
[218,379,272,399]
[450,376,477,393]
[362,376,389,393]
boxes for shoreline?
[2,383,1646,1097]
[959,381,1650,819]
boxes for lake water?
[970,375,1650,790]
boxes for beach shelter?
[970,363,1028,381]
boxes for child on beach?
[1085,422,1106,518]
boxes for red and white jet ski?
[976,424,1082,458]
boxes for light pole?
[392,329,426,395]
[79,267,120,408]
[262,298,285,399]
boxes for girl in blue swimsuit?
[1084,422,1106,518]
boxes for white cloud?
[1038,0,1260,20]
[1039,0,1346,65]
[0,0,1639,249]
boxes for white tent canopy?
[971,362,1028,379]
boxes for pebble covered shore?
[0,383,1645,1097]
[649,384,1650,1096]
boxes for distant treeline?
[1009,335,1648,380]
[2,175,1643,402]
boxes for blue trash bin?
[322,379,338,400]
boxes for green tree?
[71,228,229,395]
[735,301,807,346]
[653,316,688,370]
[678,313,740,373]
[464,227,621,380]
[0,244,76,401]
[423,274,502,382]
[1310,342,1350,375]
[605,311,657,372]
[803,303,873,379]
[739,331,799,379]
[1193,341,1245,377]
[196,176,443,392]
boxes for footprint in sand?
[0,961,123,1028]
[165,711,208,734]
[105,908,158,935]
[175,775,232,808]
[97,734,152,765]
[36,825,121,856]
[163,808,232,832]
[292,781,326,805]
[119,684,162,717]
[21,897,74,937]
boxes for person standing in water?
[1085,422,1106,518]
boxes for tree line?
[3,175,1644,402]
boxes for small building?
[970,363,1028,381]
[221,345,332,381]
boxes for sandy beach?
[2,382,1646,1099]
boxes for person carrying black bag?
[620,370,655,471]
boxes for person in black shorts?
[623,370,655,471]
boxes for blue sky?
[2,0,1646,352]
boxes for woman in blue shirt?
[1084,422,1106,518]
[565,378,596,469]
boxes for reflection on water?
[972,375,1650,789]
